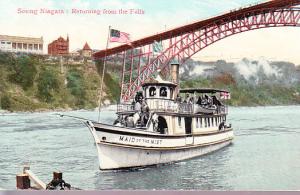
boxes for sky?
[0,0,299,64]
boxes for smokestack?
[170,61,179,97]
[171,63,179,84]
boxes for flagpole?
[98,25,111,122]
[120,51,126,103]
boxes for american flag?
[109,29,131,43]
[220,92,231,100]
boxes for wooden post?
[23,166,46,190]
[16,174,30,189]
[53,172,63,180]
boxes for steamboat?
[85,63,234,170]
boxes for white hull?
[96,139,232,170]
[86,122,234,170]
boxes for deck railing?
[117,100,228,115]
[117,104,135,112]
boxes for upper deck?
[117,100,228,116]
[117,73,230,116]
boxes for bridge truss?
[93,0,300,102]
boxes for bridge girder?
[94,4,300,102]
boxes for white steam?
[234,58,281,80]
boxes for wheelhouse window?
[205,118,207,128]
[208,118,210,127]
[149,87,156,97]
[178,117,181,127]
[196,118,199,128]
[160,87,167,97]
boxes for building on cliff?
[48,35,69,56]
[81,42,92,58]
[0,34,43,54]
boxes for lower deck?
[92,122,233,149]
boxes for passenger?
[125,116,134,127]
[219,120,225,131]
[141,107,150,126]
[113,115,122,125]
[134,100,142,112]
[206,95,213,107]
[196,96,202,105]
[189,97,194,104]
[140,98,150,126]
[184,93,190,103]
[212,95,222,106]
[175,95,182,103]
[201,95,208,106]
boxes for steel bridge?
[93,0,300,102]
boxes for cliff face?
[0,52,119,111]
[1,52,299,111]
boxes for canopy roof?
[179,88,229,94]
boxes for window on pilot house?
[208,118,210,127]
[204,118,207,128]
[149,87,156,97]
[211,118,214,127]
[196,118,199,128]
[160,87,167,97]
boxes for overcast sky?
[0,0,299,64]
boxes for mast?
[98,26,111,122]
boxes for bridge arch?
[93,3,300,101]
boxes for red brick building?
[48,36,69,55]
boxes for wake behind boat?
[86,63,234,170]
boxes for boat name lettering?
[119,136,162,145]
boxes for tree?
[37,69,60,102]
[1,94,11,110]
[10,55,37,90]
[67,69,86,106]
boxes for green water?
[0,106,299,190]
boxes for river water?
[0,106,300,190]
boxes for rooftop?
[0,35,43,44]
[179,88,229,94]
[82,42,91,50]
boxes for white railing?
[117,101,228,115]
[147,99,177,112]
[117,104,135,112]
